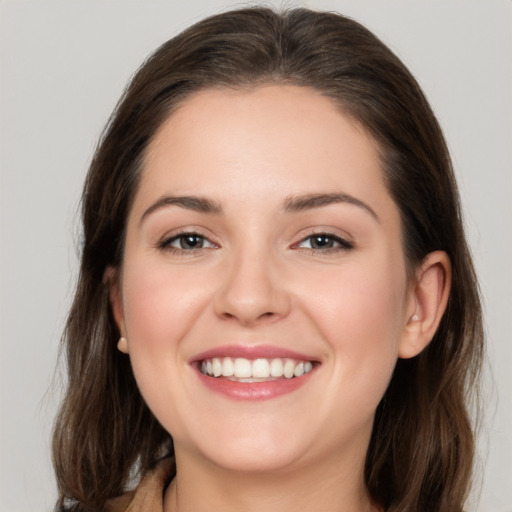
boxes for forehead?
[141,85,387,197]
[148,85,374,153]
[127,84,403,255]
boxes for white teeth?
[221,357,234,377]
[270,358,284,377]
[283,359,295,379]
[212,358,222,377]
[252,359,270,378]
[200,356,315,379]
[234,358,252,378]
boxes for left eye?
[298,234,352,250]
[161,233,214,250]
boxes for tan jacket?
[106,458,175,512]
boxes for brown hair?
[52,7,483,512]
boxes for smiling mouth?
[200,357,315,382]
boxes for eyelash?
[158,231,353,255]
[294,232,354,253]
[158,231,217,254]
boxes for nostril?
[221,311,274,321]
[218,310,282,328]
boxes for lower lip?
[194,367,316,401]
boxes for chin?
[177,419,317,474]
[200,442,306,474]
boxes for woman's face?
[112,85,417,475]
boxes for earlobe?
[399,251,452,359]
[104,266,128,353]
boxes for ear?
[104,266,129,354]
[399,251,452,359]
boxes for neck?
[163,448,381,512]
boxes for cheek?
[122,258,209,345]
[301,259,407,398]
[119,258,216,408]
[307,259,405,337]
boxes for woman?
[52,7,483,512]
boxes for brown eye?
[160,233,214,251]
[178,234,205,249]
[310,235,335,249]
[298,233,353,251]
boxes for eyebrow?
[283,192,379,221]
[140,195,223,224]
[140,191,379,224]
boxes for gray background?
[1,1,511,511]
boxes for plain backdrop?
[1,1,511,511]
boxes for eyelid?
[291,228,354,252]
[165,234,215,249]
[157,227,220,251]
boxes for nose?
[213,248,291,327]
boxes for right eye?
[159,232,215,251]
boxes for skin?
[110,85,451,512]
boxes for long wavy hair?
[52,7,484,512]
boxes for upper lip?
[190,344,318,363]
